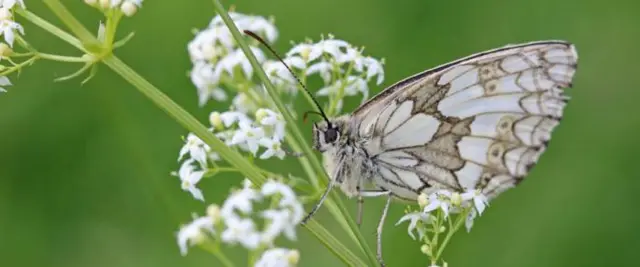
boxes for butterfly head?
[312,116,350,152]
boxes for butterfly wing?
[352,41,578,201]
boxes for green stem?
[0,56,38,76]
[37,53,89,63]
[213,250,235,267]
[200,242,235,267]
[42,0,99,51]
[434,210,469,261]
[102,55,266,184]
[16,9,85,52]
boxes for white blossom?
[230,123,265,155]
[221,217,262,249]
[305,60,332,84]
[423,190,453,217]
[231,92,259,114]
[461,189,489,215]
[175,159,206,201]
[396,212,431,240]
[219,111,252,127]
[177,215,215,255]
[220,179,261,221]
[209,12,278,45]
[190,61,227,106]
[0,0,24,9]
[0,76,10,92]
[259,180,304,242]
[259,137,285,160]
[178,133,212,167]
[0,7,23,47]
[256,108,286,141]
[255,248,300,267]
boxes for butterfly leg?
[356,179,365,227]
[301,177,337,224]
[376,192,392,267]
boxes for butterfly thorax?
[312,116,378,197]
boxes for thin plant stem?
[434,210,469,261]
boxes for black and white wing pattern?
[353,41,578,201]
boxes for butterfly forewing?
[353,41,577,200]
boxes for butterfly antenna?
[243,30,332,125]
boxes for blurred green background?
[1,0,639,266]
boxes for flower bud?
[84,0,98,7]
[0,8,12,21]
[287,249,300,264]
[206,204,221,223]
[417,193,428,208]
[255,108,269,123]
[121,2,138,17]
[450,192,462,207]
[209,111,223,130]
[99,0,110,9]
[0,43,13,58]
[421,244,431,256]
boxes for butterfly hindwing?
[353,41,578,200]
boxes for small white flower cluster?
[268,35,385,114]
[0,0,22,93]
[175,108,286,201]
[177,179,302,267]
[255,248,300,267]
[397,189,489,240]
[396,189,488,266]
[84,0,143,17]
[188,12,276,106]
[0,0,25,47]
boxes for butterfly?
[304,41,578,266]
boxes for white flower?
[231,92,259,114]
[221,217,262,249]
[230,123,265,155]
[177,215,215,256]
[120,0,142,17]
[305,60,333,84]
[465,208,477,232]
[461,189,489,215]
[216,47,266,79]
[261,209,296,243]
[263,57,304,94]
[255,248,300,267]
[219,180,263,248]
[219,111,252,127]
[0,7,24,47]
[259,137,285,160]
[261,180,304,220]
[0,0,24,9]
[0,76,10,92]
[178,133,212,167]
[176,159,206,201]
[423,191,452,218]
[256,108,286,140]
[220,179,261,221]
[259,180,304,242]
[361,56,384,85]
[396,212,431,240]
[190,62,227,106]
[209,12,278,44]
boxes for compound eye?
[324,128,338,143]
